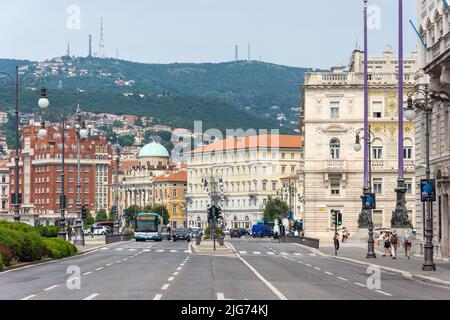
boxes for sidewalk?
[312,243,450,287]
[73,235,108,253]
[191,239,235,256]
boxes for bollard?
[196,235,201,246]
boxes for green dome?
[138,142,170,158]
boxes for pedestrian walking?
[403,230,412,259]
[390,230,399,259]
[334,233,340,256]
[382,232,392,257]
[90,225,94,238]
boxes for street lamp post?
[58,115,68,240]
[0,67,49,222]
[113,144,121,235]
[73,105,88,245]
[202,171,224,251]
[405,85,450,271]
[354,127,376,259]
[392,0,409,229]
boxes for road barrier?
[105,234,134,244]
[279,236,320,249]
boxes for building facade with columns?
[415,0,450,260]
[301,47,416,241]
[121,142,173,210]
[186,134,303,231]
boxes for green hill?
[0,57,312,132]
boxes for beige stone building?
[414,0,450,260]
[186,134,303,230]
[301,47,416,241]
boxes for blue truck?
[251,223,273,238]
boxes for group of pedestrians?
[379,229,412,259]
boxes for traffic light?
[82,205,88,219]
[337,211,343,226]
[214,206,223,221]
[331,210,337,225]
[207,206,213,222]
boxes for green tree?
[83,212,95,229]
[125,205,142,228]
[95,209,108,222]
[144,205,170,226]
[263,198,289,222]
[108,208,116,221]
[118,134,135,147]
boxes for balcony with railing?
[325,160,346,172]
[304,72,415,86]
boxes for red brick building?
[8,124,112,226]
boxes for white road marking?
[309,253,316,256]
[143,249,150,252]
[83,293,99,300]
[228,242,287,301]
[21,294,36,300]
[153,294,163,300]
[44,285,59,291]
[355,282,366,288]
[217,293,225,300]
[100,247,109,250]
[253,251,261,255]
[123,258,128,261]
[157,250,165,253]
[294,253,302,256]
[170,250,177,253]
[325,271,333,276]
[168,277,175,282]
[376,290,393,297]
[281,252,289,256]
[184,250,190,253]
[239,251,247,254]
[106,263,113,267]
[161,284,170,290]
[305,264,312,267]
[298,261,304,264]
[314,267,321,271]
[267,252,275,255]
[95,267,104,271]
[116,248,123,251]
[338,277,348,282]
[129,249,137,252]
[176,267,182,271]
[173,272,179,276]
[83,271,93,275]
[115,260,121,264]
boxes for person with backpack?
[390,230,399,259]
[403,230,412,259]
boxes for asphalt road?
[1,238,449,300]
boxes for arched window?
[404,138,413,159]
[330,138,341,159]
[372,138,383,160]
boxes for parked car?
[189,227,202,239]
[230,229,242,238]
[240,228,250,236]
[86,226,109,236]
[173,228,191,242]
[162,228,172,240]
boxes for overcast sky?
[0,0,417,68]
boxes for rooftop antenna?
[67,42,70,57]
[235,45,239,61]
[99,17,105,58]
[248,42,251,61]
[88,35,92,57]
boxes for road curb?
[291,243,450,288]
[0,240,130,274]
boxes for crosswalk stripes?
[253,251,262,255]
[267,252,275,255]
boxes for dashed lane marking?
[95,267,104,271]
[376,290,393,297]
[44,285,60,291]
[267,252,275,255]
[83,272,93,275]
[239,251,247,254]
[161,284,170,290]
[325,271,333,276]
[294,253,302,256]
[338,277,348,282]
[170,250,177,253]
[153,294,162,300]
[355,282,366,288]
[83,293,99,300]
[314,267,321,271]
[21,295,36,300]
[253,251,261,255]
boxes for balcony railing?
[325,160,346,171]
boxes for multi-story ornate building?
[154,170,188,229]
[301,47,416,241]
[0,161,9,217]
[121,142,173,210]
[7,124,112,226]
[415,0,450,260]
[186,134,303,230]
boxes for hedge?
[0,255,4,271]
[42,238,77,259]
[0,227,44,262]
[35,226,60,238]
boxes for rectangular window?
[330,177,340,195]
[262,182,267,191]
[281,153,286,160]
[405,179,413,194]
[291,153,295,160]
[330,102,340,119]
[172,205,177,214]
[173,189,177,198]
[372,147,383,160]
[373,178,383,194]
[291,166,296,174]
[372,101,382,118]
[404,147,413,159]
[272,182,277,191]
[281,166,286,174]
